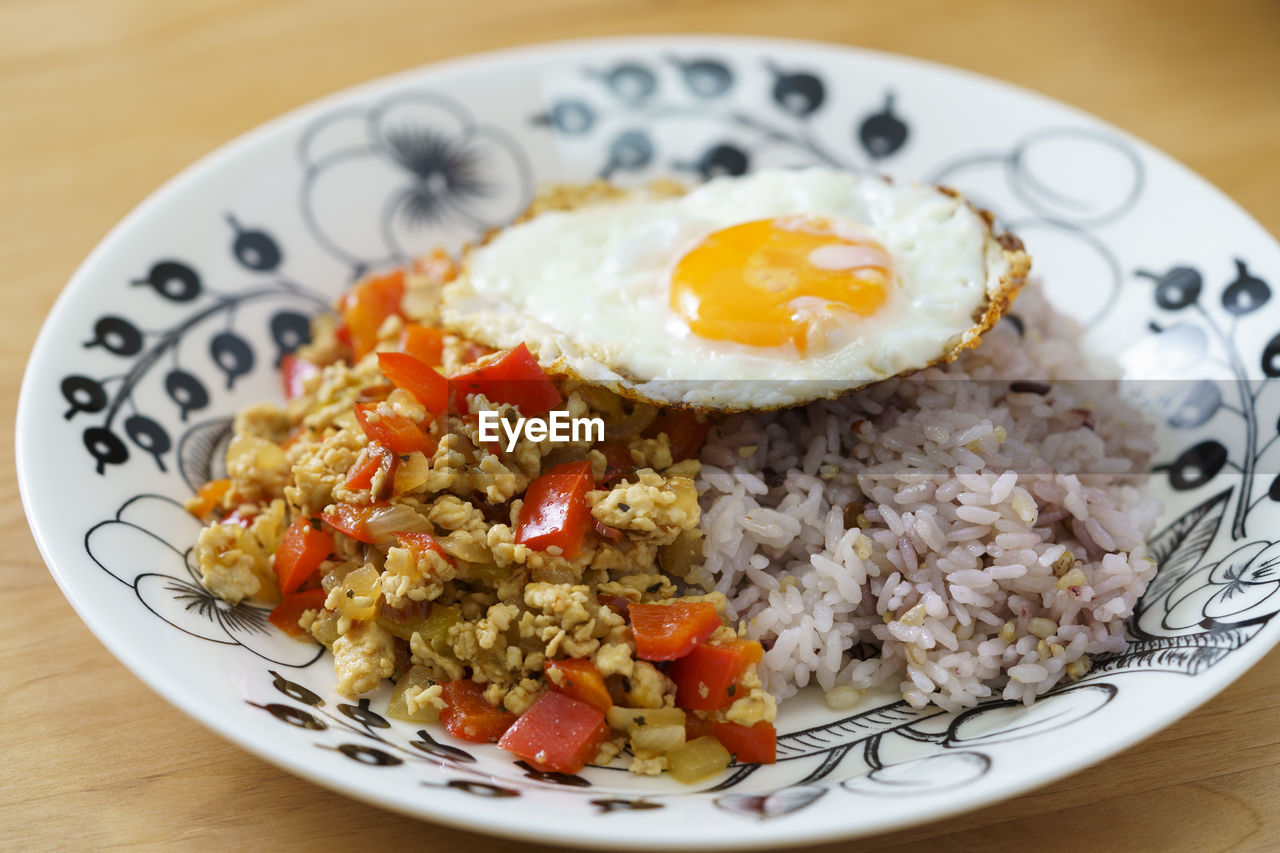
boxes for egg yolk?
[669,215,892,354]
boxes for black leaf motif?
[250,701,326,730]
[766,62,825,117]
[1136,265,1201,311]
[1167,441,1228,491]
[410,729,475,763]
[333,743,402,766]
[227,215,283,272]
[338,697,391,731]
[513,760,591,787]
[668,56,733,97]
[1221,259,1270,316]
[591,798,665,813]
[210,331,255,389]
[85,316,143,356]
[858,93,908,159]
[124,414,171,471]
[715,785,827,819]
[133,260,202,302]
[164,369,210,421]
[1133,487,1231,632]
[270,670,324,706]
[1261,332,1280,378]
[61,375,108,419]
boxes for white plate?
[17,36,1280,849]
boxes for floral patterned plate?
[16,36,1280,849]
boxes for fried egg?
[443,168,1028,410]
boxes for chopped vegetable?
[386,665,440,723]
[396,531,454,566]
[336,269,405,359]
[377,351,448,415]
[353,402,437,456]
[595,440,634,484]
[712,721,776,764]
[273,515,334,596]
[628,601,722,661]
[344,443,398,493]
[189,478,230,518]
[658,528,702,579]
[515,460,594,559]
[280,353,319,400]
[376,599,432,641]
[321,502,384,543]
[440,680,517,743]
[497,690,608,773]
[420,604,460,657]
[667,735,732,784]
[448,342,562,416]
[268,588,328,637]
[605,706,686,730]
[332,565,379,621]
[670,638,764,711]
[411,248,458,282]
[645,410,712,462]
[400,323,446,367]
[545,658,612,714]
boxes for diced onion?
[630,723,686,753]
[363,503,431,545]
[667,736,731,784]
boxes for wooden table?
[4,1,1279,849]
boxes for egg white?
[443,168,1027,410]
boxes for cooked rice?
[690,284,1161,711]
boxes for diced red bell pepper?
[440,680,517,743]
[281,353,320,400]
[497,690,608,774]
[337,270,405,359]
[595,440,634,484]
[645,410,712,462]
[597,594,632,620]
[396,531,455,566]
[545,658,612,714]
[400,323,446,367]
[189,478,231,518]
[684,713,716,742]
[377,351,448,415]
[671,639,764,710]
[628,601,722,661]
[321,502,387,544]
[448,342,562,416]
[411,248,458,283]
[514,460,594,559]
[344,442,398,493]
[353,402,437,456]
[356,383,395,403]
[274,516,335,596]
[712,721,776,764]
[268,588,329,637]
[462,341,495,364]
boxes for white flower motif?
[1163,540,1280,630]
[86,494,323,666]
[299,91,533,271]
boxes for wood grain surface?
[4,1,1279,850]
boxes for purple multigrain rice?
[691,285,1160,712]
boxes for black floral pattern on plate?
[298,91,534,275]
